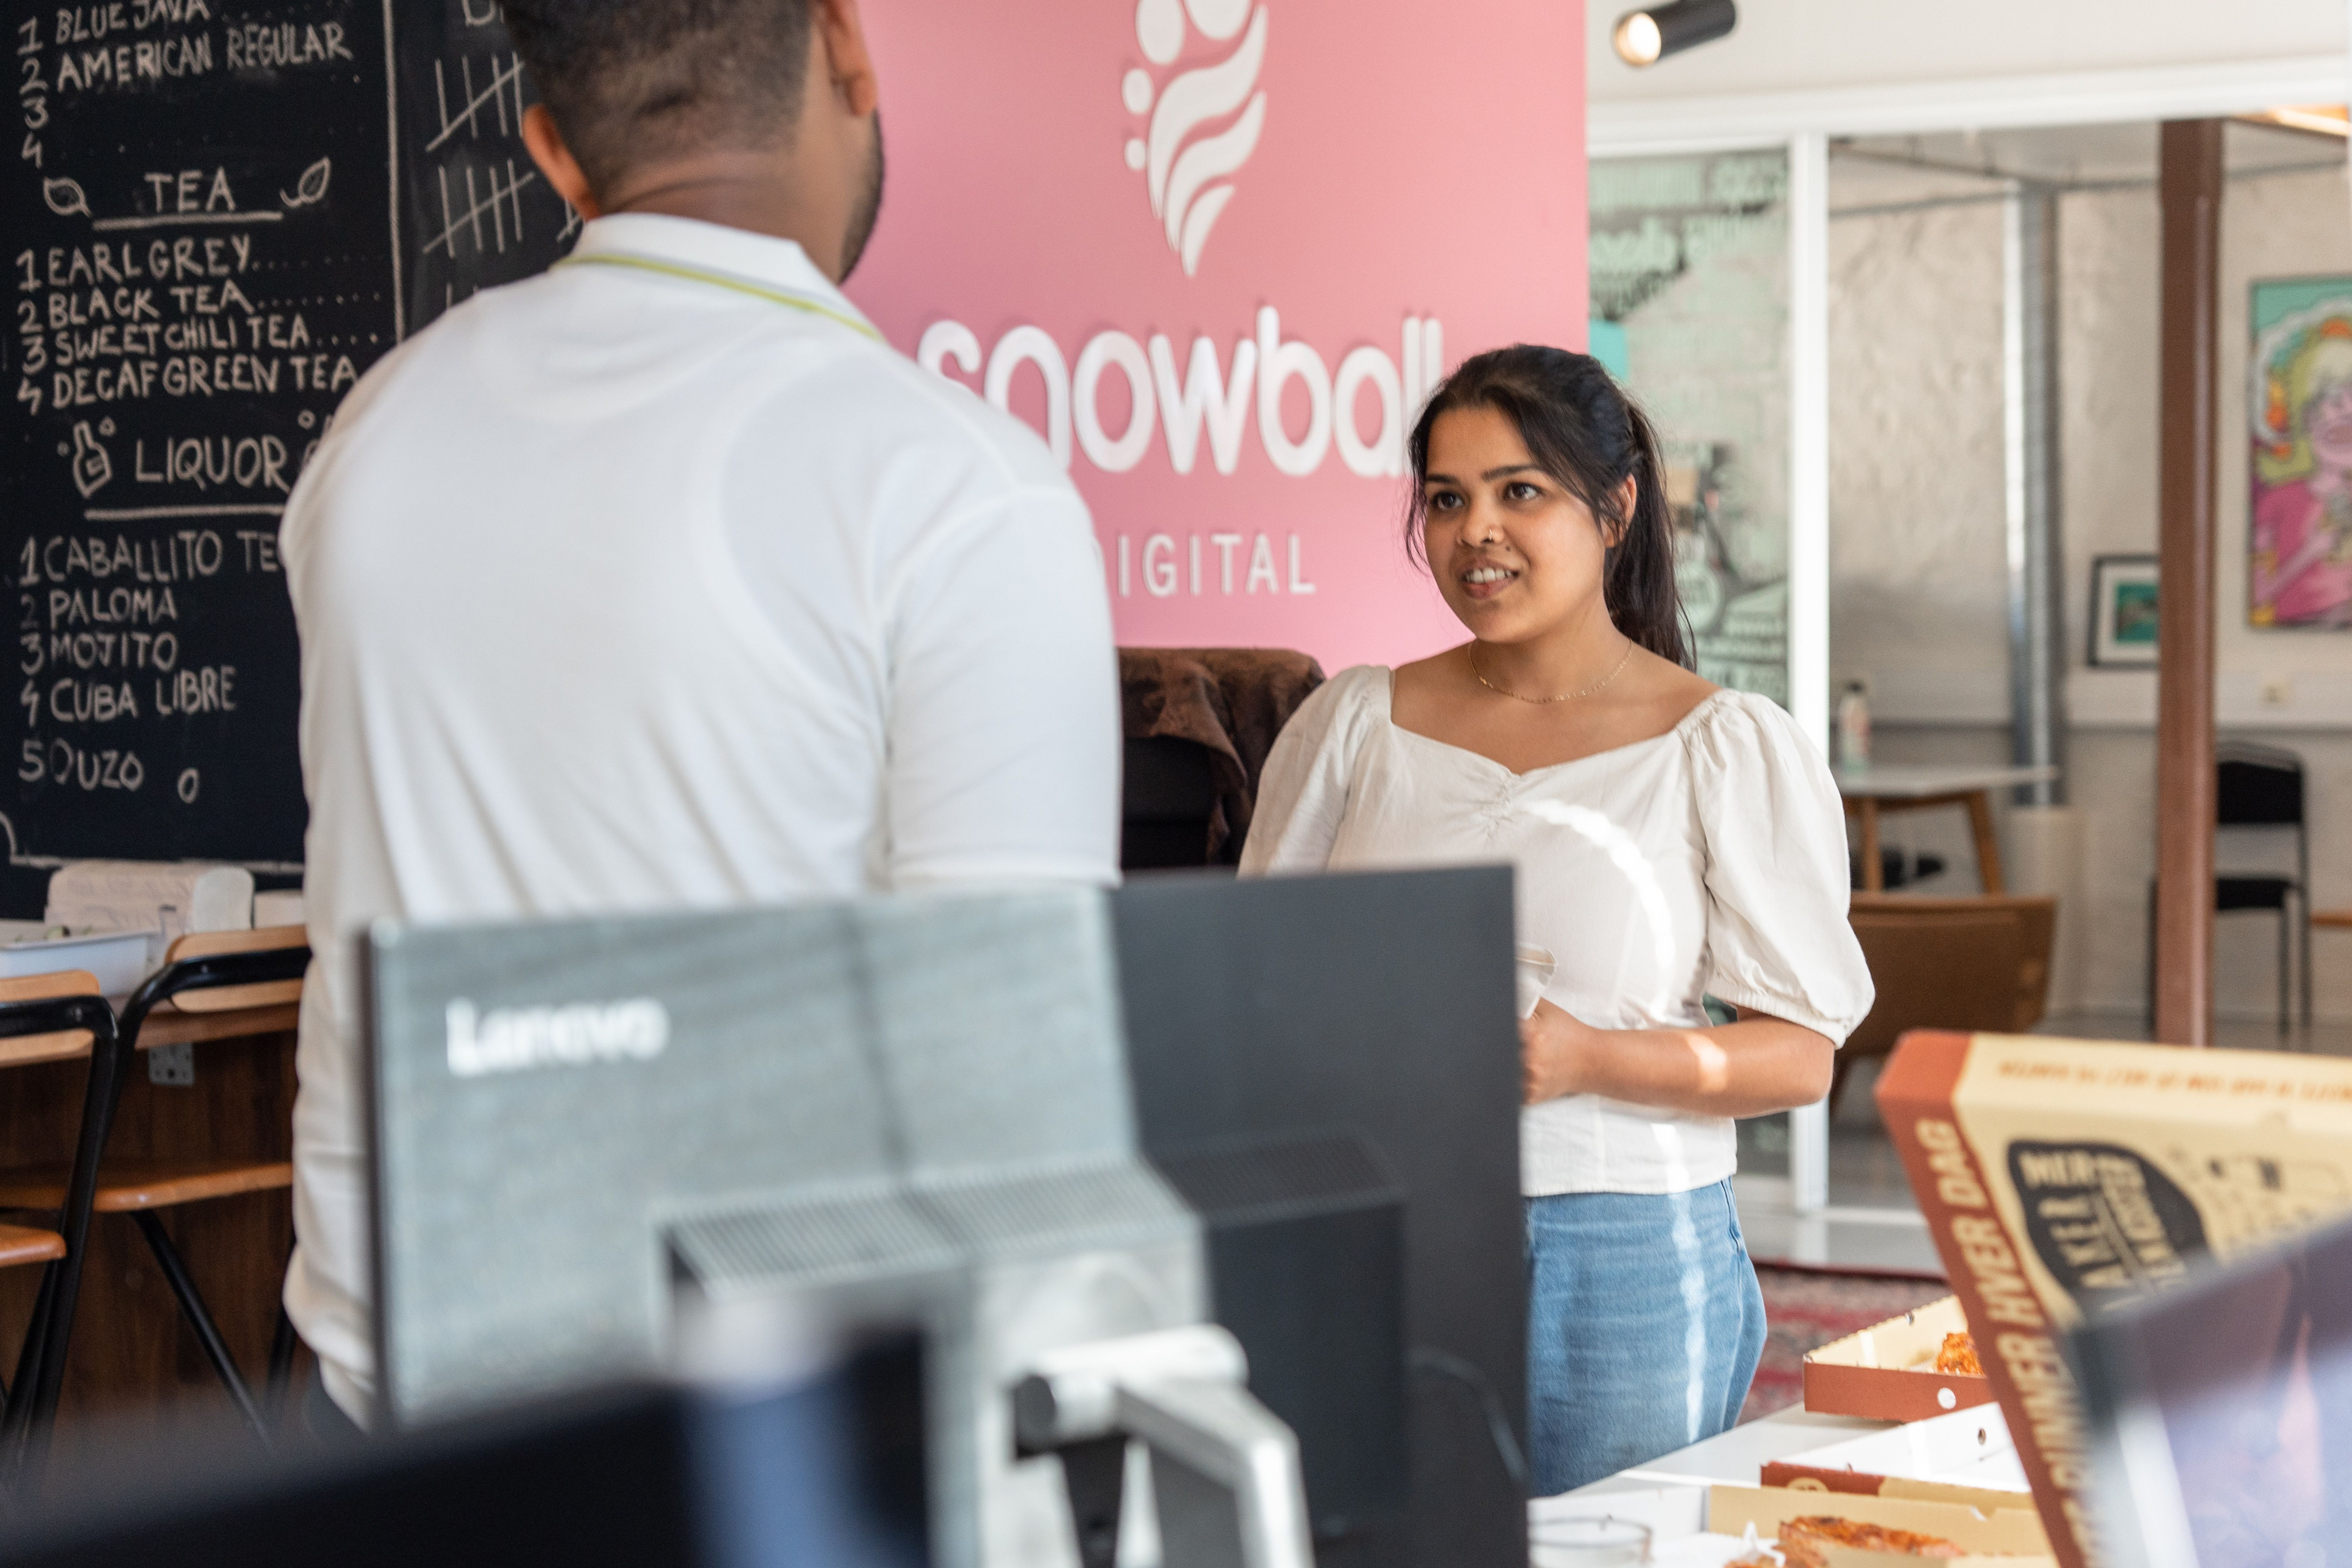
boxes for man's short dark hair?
[505,0,818,194]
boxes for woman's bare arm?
[1519,1000,1833,1118]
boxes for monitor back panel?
[1112,867,1526,1568]
[368,891,1134,1422]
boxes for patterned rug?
[1739,1265,1952,1422]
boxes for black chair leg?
[130,1213,269,1449]
[1,1262,57,1468]
[267,1306,296,1419]
[2303,897,2316,1038]
[2281,908,2292,1039]
[20,1031,127,1473]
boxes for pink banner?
[848,0,1588,673]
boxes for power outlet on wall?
[148,1042,194,1087]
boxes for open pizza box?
[1761,1401,2027,1497]
[1707,1485,2050,1566]
[1531,1407,2039,1567]
[1801,1295,1994,1421]
[1533,1484,2049,1568]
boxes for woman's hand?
[1520,1000,1593,1106]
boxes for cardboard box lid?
[1775,1401,2026,1496]
[1804,1295,1974,1372]
[1875,1028,2352,1568]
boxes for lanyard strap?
[555,251,881,342]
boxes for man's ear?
[522,104,602,220]
[815,0,879,119]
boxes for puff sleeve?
[1237,665,1386,876]
[1685,692,1875,1044]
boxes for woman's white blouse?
[1239,665,1874,1198]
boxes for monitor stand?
[1016,1325,1314,1568]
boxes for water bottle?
[1836,682,1871,773]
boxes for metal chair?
[0,970,124,1471]
[2145,742,2310,1036]
[0,928,308,1453]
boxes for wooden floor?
[0,1029,305,1462]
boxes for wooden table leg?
[1965,789,2005,895]
[1858,799,1884,892]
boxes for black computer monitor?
[1114,869,1524,1568]
[365,870,1525,1568]
[0,1354,927,1568]
[2071,1211,2352,1565]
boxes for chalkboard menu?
[3,1,566,910]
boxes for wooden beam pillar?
[2153,120,2223,1047]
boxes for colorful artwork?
[1589,152,1791,703]
[2250,278,2352,628]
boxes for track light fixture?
[1611,0,1736,67]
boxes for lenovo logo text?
[444,997,671,1078]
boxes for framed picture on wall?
[2090,555,2160,667]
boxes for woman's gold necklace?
[1469,638,1637,704]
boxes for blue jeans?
[1525,1179,1766,1495]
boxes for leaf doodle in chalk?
[41,177,88,218]
[281,157,334,209]
[5,0,389,881]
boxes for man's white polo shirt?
[279,214,1121,1419]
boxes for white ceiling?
[1588,0,2347,107]
[1828,119,2346,210]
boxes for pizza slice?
[1777,1515,1965,1568]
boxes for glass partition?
[1589,151,1794,704]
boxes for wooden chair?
[0,928,308,1450]
[1837,895,2056,1113]
[0,971,123,1466]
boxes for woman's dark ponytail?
[1406,346,1691,669]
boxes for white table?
[1530,1404,1895,1544]
[1834,761,2060,893]
[1560,1403,1888,1499]
[1836,763,2059,894]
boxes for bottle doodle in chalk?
[67,421,114,500]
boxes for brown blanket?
[1120,647,1326,863]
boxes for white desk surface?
[1548,1403,1890,1501]
[1835,763,2059,800]
[1529,1406,1899,1561]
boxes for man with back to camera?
[278,0,1121,1430]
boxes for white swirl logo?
[1123,0,1267,277]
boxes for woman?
[1239,346,1873,1495]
